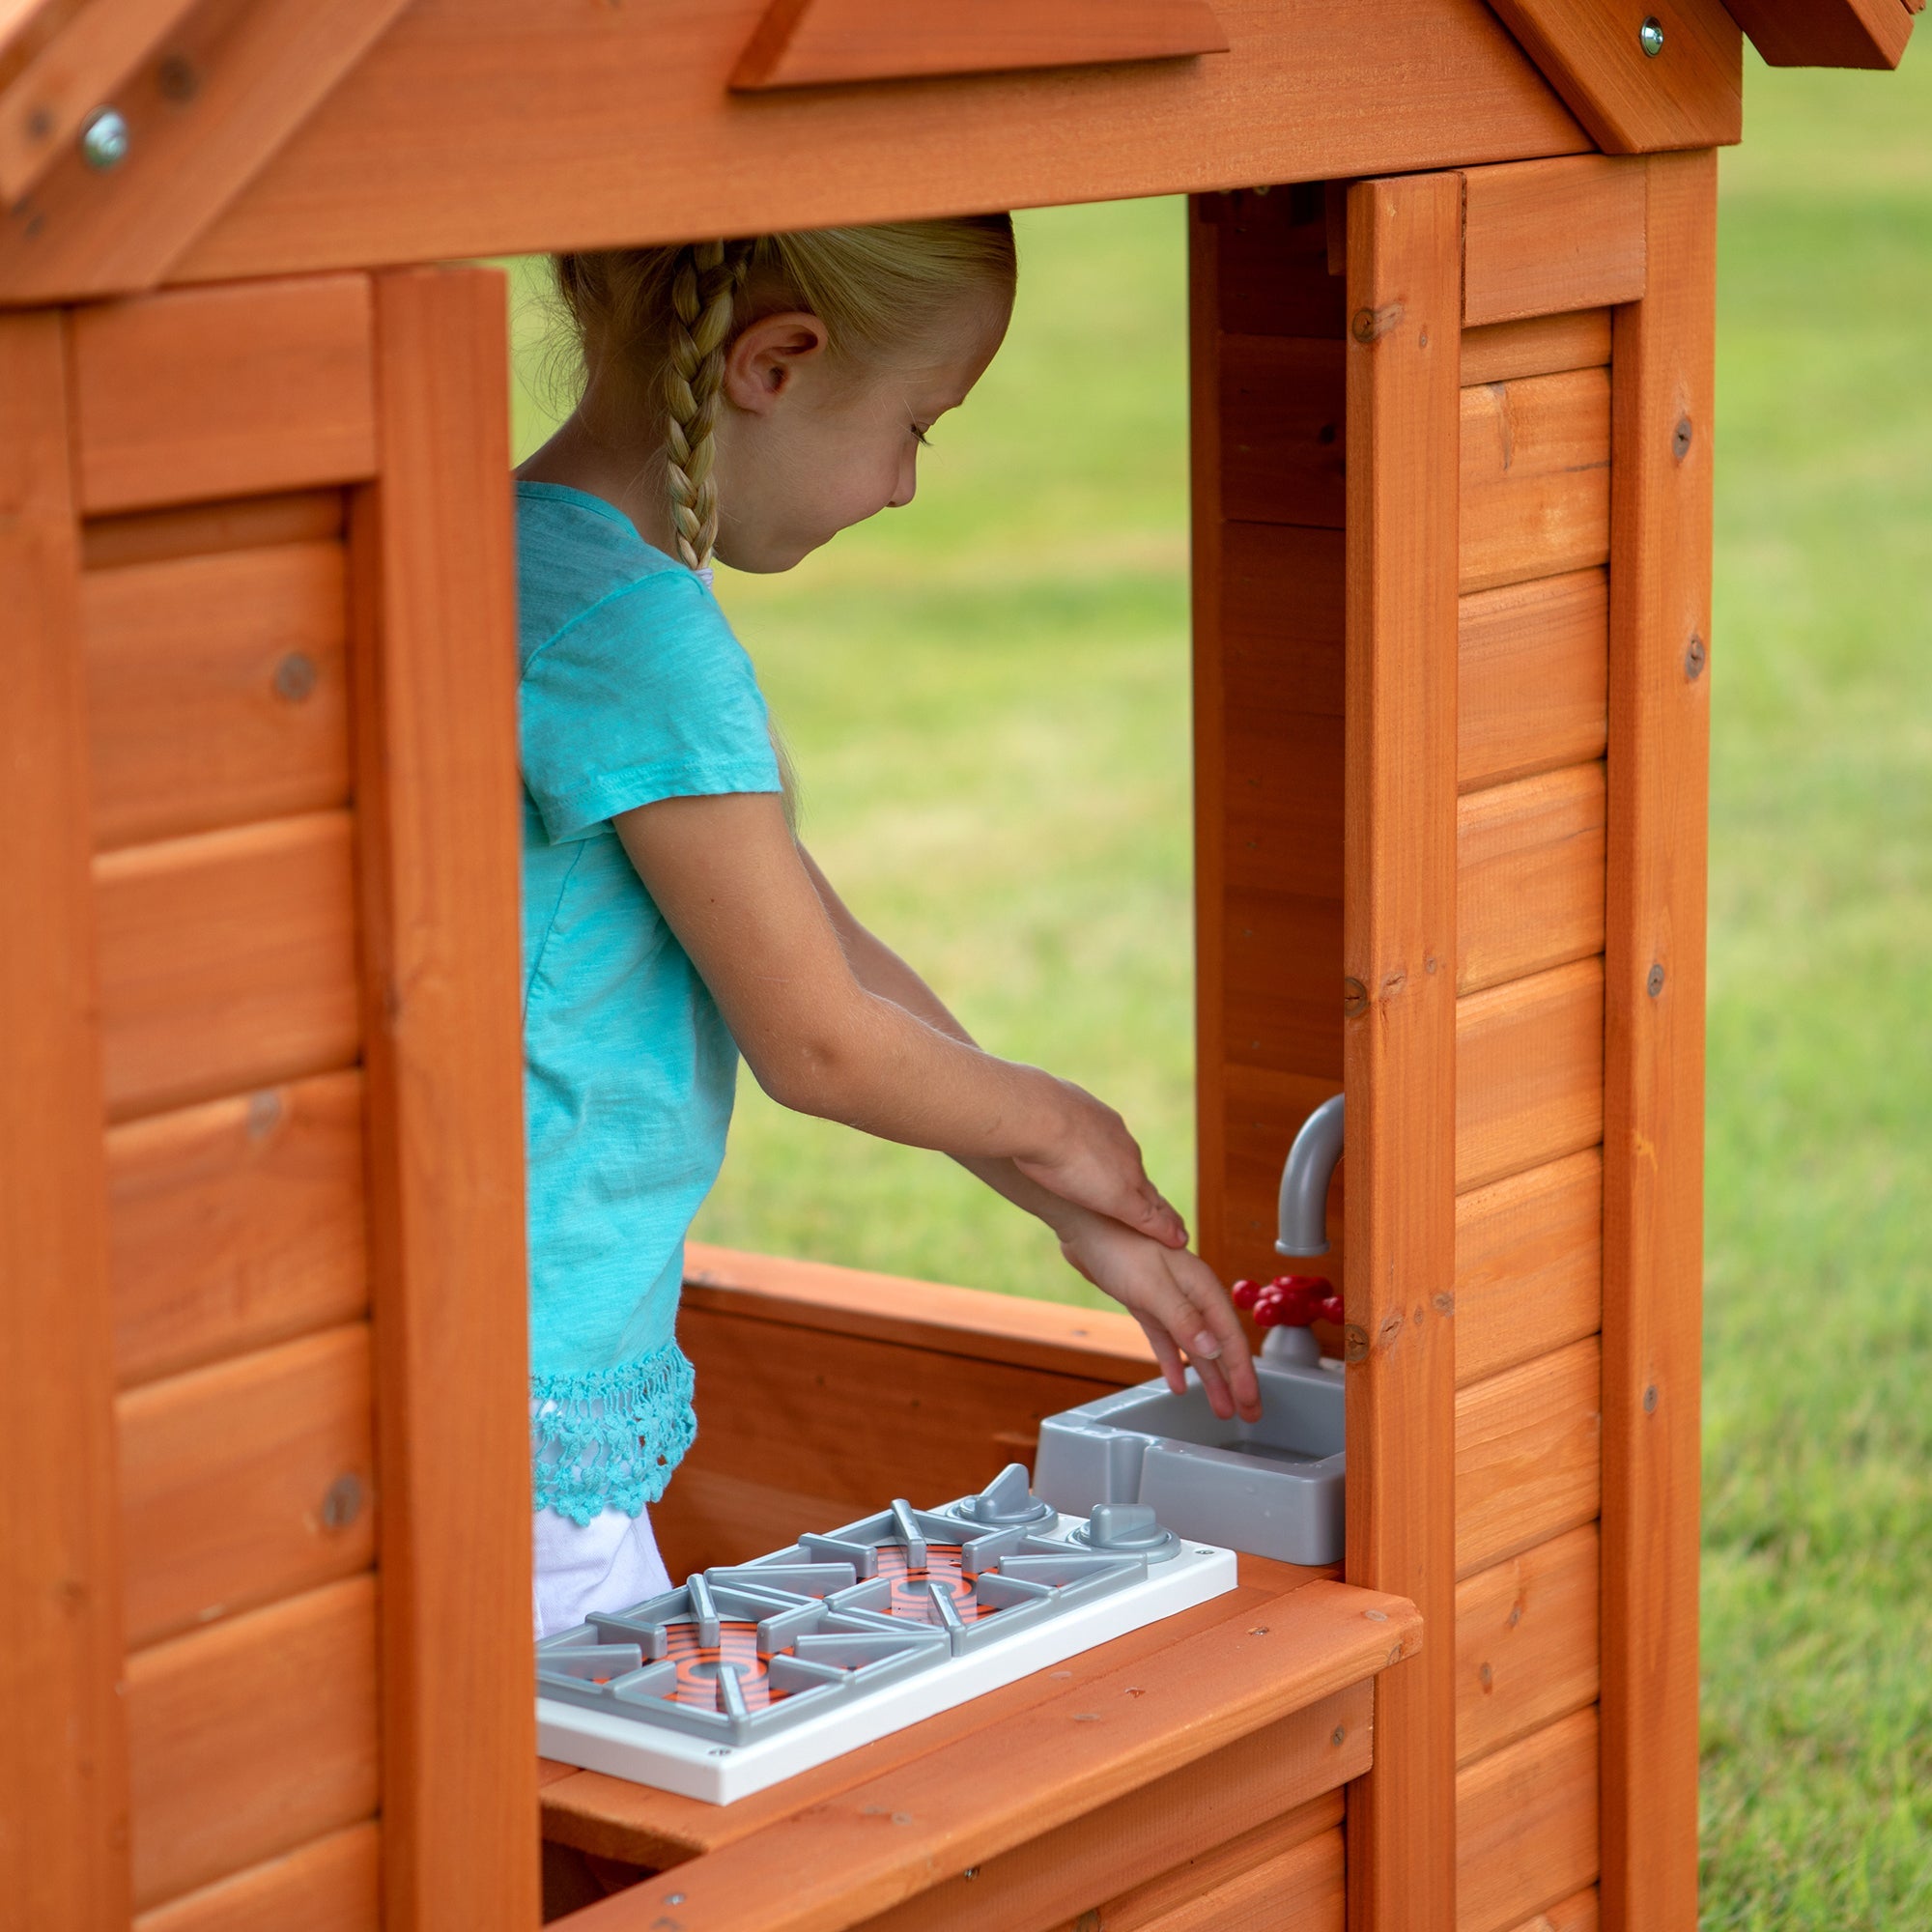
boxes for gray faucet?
[1276,1093,1344,1258]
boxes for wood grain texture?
[1456,1523,1599,1767]
[555,1578,1417,1932]
[1456,1708,1600,1932]
[1217,333,1347,526]
[1457,956,1605,1192]
[353,266,535,1932]
[0,0,412,302]
[1458,570,1608,793]
[68,278,375,509]
[108,1069,368,1387]
[1221,521,1346,716]
[853,1700,1361,1931]
[1460,368,1611,595]
[0,300,131,1932]
[1456,1338,1602,1580]
[1462,157,1645,327]
[127,1575,379,1912]
[118,1322,376,1647]
[1503,1887,1599,1932]
[1341,168,1463,1932]
[94,810,361,1122]
[1460,311,1611,388]
[732,0,1229,89]
[1600,149,1715,1932]
[1073,1820,1346,1932]
[1455,1149,1602,1387]
[82,488,346,570]
[1224,886,1346,1077]
[1458,762,1605,994]
[84,538,351,848]
[1721,0,1915,66]
[1217,1062,1347,1291]
[167,0,1585,293]
[1204,185,1349,340]
[133,1820,379,1932]
[1481,0,1741,153]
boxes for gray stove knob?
[1073,1501,1180,1562]
[954,1461,1056,1528]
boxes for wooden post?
[0,312,132,1927]
[352,265,539,1931]
[1342,171,1463,1932]
[1601,148,1715,1932]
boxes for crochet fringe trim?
[530,1344,696,1526]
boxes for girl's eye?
[911,423,933,447]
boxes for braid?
[664,240,750,571]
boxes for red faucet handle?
[1231,1279,1263,1311]
[1250,1274,1333,1328]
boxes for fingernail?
[1191,1331,1221,1359]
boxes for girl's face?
[709,290,1011,574]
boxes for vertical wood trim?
[1599,149,1715,1932]
[353,266,537,1932]
[1341,172,1463,1932]
[0,310,132,1926]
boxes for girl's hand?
[1056,1213,1263,1424]
[1014,1082,1190,1251]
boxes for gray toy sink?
[1033,1351,1345,1567]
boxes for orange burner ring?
[660,1621,789,1712]
[872,1544,996,1623]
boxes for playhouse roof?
[0,0,1917,310]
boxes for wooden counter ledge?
[542,1560,1421,1932]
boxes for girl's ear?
[723,310,829,416]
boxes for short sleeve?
[519,571,782,842]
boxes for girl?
[514,219,1261,1637]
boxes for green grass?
[508,57,1932,1922]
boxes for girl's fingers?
[1189,1347,1238,1421]
[1133,1313,1189,1397]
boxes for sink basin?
[1033,1354,1345,1567]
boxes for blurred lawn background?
[508,50,1930,1926]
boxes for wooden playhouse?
[2,0,1917,1928]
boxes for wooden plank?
[1456,1708,1599,1932]
[1460,312,1610,388]
[0,297,130,1932]
[1455,1149,1601,1388]
[554,1578,1418,1932]
[1462,157,1645,327]
[1341,168,1462,1932]
[85,538,352,849]
[1218,333,1347,527]
[82,488,346,571]
[684,1241,1154,1383]
[1455,1338,1601,1581]
[127,1575,379,1912]
[1460,368,1610,595]
[1224,887,1345,1076]
[1455,1523,1599,1768]
[108,1068,368,1387]
[1456,956,1605,1193]
[0,0,414,302]
[1222,521,1345,717]
[1458,570,1607,794]
[1722,0,1915,67]
[1600,148,1715,1932]
[854,1699,1362,1931]
[1480,0,1740,154]
[163,0,1585,295]
[353,265,535,1932]
[1224,710,1346,897]
[1457,763,1605,995]
[1204,185,1349,341]
[1505,1888,1599,1932]
[69,277,375,512]
[133,1821,380,1932]
[1218,1062,1346,1291]
[118,1323,376,1647]
[95,810,361,1122]
[732,0,1229,90]
[1071,1820,1347,1932]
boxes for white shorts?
[532,1504,672,1641]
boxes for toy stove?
[536,1464,1237,1804]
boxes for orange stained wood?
[130,1820,379,1932]
[1504,1886,1599,1931]
[1460,309,1612,387]
[1455,1706,1601,1932]
[731,0,1229,90]
[0,302,131,1932]
[1458,570,1608,793]
[1723,0,1917,65]
[1600,148,1715,1932]
[1050,1819,1345,1932]
[1341,167,1463,1932]
[67,277,377,511]
[1482,0,1741,154]
[1461,157,1646,327]
[81,487,347,570]
[351,265,536,1932]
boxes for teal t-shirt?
[516,482,781,1524]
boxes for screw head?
[1638,15,1665,55]
[1686,634,1708,680]
[1647,963,1666,998]
[273,651,318,702]
[79,107,129,170]
[320,1472,364,1530]
[1644,1384,1660,1413]
[1671,414,1694,461]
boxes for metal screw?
[665,1895,686,1907]
[1644,1384,1660,1413]
[962,1868,980,1881]
[320,1472,364,1530]
[1342,976,1369,1017]
[1639,16,1665,56]
[1671,415,1693,461]
[273,651,318,702]
[1686,635,1708,680]
[79,108,129,170]
[1647,963,1666,998]
[1332,1725,1347,1747]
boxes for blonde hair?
[553,217,1016,572]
